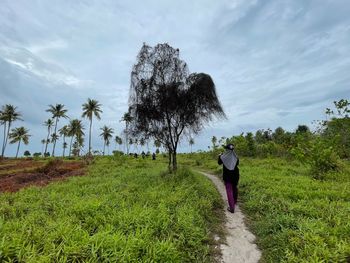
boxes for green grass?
[179,153,350,262]
[0,156,223,262]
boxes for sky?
[0,0,350,156]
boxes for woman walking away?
[218,144,240,213]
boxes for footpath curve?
[200,172,261,263]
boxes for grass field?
[0,156,223,262]
[180,153,350,262]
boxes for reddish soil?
[0,159,86,193]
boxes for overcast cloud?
[1,0,350,156]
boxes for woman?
[218,144,240,213]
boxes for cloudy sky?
[1,0,350,156]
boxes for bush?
[291,138,341,179]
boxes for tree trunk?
[172,151,177,171]
[62,135,66,157]
[168,149,172,168]
[69,136,74,157]
[1,122,7,157]
[16,140,21,158]
[2,122,11,157]
[52,118,58,157]
[103,141,106,156]
[44,127,50,156]
[88,118,92,155]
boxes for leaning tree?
[128,43,225,170]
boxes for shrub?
[291,138,341,179]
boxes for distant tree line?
[211,99,350,179]
[0,98,165,158]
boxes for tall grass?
[180,153,350,262]
[0,156,223,262]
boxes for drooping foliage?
[128,43,225,169]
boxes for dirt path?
[200,172,261,263]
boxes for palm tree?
[51,133,59,149]
[189,137,195,153]
[59,125,69,157]
[99,125,113,156]
[72,134,84,156]
[140,137,145,152]
[41,139,46,156]
[43,119,54,156]
[63,142,68,156]
[1,105,22,157]
[9,127,30,158]
[120,112,133,154]
[46,104,68,157]
[68,119,85,157]
[115,136,123,151]
[82,98,102,155]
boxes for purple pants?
[225,181,238,210]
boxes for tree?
[24,150,31,157]
[128,43,225,170]
[115,135,123,151]
[46,104,68,157]
[245,132,256,156]
[189,137,194,153]
[63,142,68,156]
[68,119,85,157]
[296,125,310,134]
[272,127,285,144]
[82,98,102,155]
[9,127,30,158]
[72,134,84,156]
[43,119,54,156]
[59,125,70,157]
[211,136,217,150]
[140,137,146,152]
[121,112,133,154]
[41,139,46,156]
[100,125,113,156]
[1,105,22,157]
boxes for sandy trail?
[200,172,261,263]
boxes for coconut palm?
[115,136,123,151]
[46,104,68,157]
[41,139,46,156]
[68,119,85,157]
[63,142,68,156]
[9,127,30,158]
[189,137,195,153]
[43,119,54,156]
[59,125,69,157]
[99,125,113,156]
[51,133,59,149]
[72,134,84,156]
[82,98,102,155]
[121,112,133,154]
[140,137,145,152]
[1,105,22,157]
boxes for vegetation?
[9,127,31,158]
[99,126,114,156]
[46,104,68,157]
[179,153,350,262]
[128,43,225,170]
[82,98,103,155]
[0,156,223,262]
[0,105,22,158]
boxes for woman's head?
[225,144,234,150]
